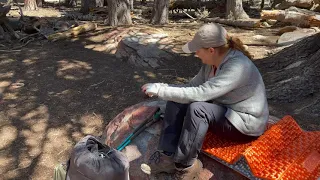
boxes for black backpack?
[66,135,130,180]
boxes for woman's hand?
[141,83,167,97]
[141,83,151,93]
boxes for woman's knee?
[188,102,207,119]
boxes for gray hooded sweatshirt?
[157,49,269,136]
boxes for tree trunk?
[80,0,103,14]
[36,0,43,7]
[226,0,249,19]
[254,33,320,125]
[130,0,133,9]
[107,0,132,26]
[65,0,77,7]
[96,0,103,7]
[151,0,169,24]
[80,0,90,14]
[24,0,38,11]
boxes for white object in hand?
[142,83,167,97]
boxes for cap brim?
[182,40,201,53]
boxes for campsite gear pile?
[53,135,129,180]
[54,108,162,180]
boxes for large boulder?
[103,101,247,180]
[115,33,175,69]
[255,33,320,131]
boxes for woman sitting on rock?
[140,23,269,180]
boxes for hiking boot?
[141,151,176,175]
[172,159,203,180]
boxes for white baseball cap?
[182,23,228,53]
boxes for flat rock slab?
[103,101,247,180]
[115,33,175,68]
[278,28,320,45]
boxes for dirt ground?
[0,6,317,180]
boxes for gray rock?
[277,28,317,45]
[145,58,160,69]
[128,55,149,67]
[116,33,173,68]
[122,37,142,50]
[137,47,161,58]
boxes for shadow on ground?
[0,24,203,180]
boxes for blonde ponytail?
[226,35,252,60]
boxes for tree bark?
[80,0,96,14]
[65,0,77,7]
[151,0,169,24]
[107,0,132,26]
[24,0,38,10]
[254,33,320,122]
[36,0,43,7]
[96,0,103,7]
[226,0,249,19]
[130,0,133,9]
[80,0,103,14]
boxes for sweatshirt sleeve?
[157,58,250,104]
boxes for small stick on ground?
[182,10,196,20]
[12,38,34,50]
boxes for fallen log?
[47,22,97,41]
[261,8,320,27]
[285,6,319,16]
[276,26,298,35]
[274,0,314,10]
[203,17,261,28]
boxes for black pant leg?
[158,101,189,153]
[173,102,225,166]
